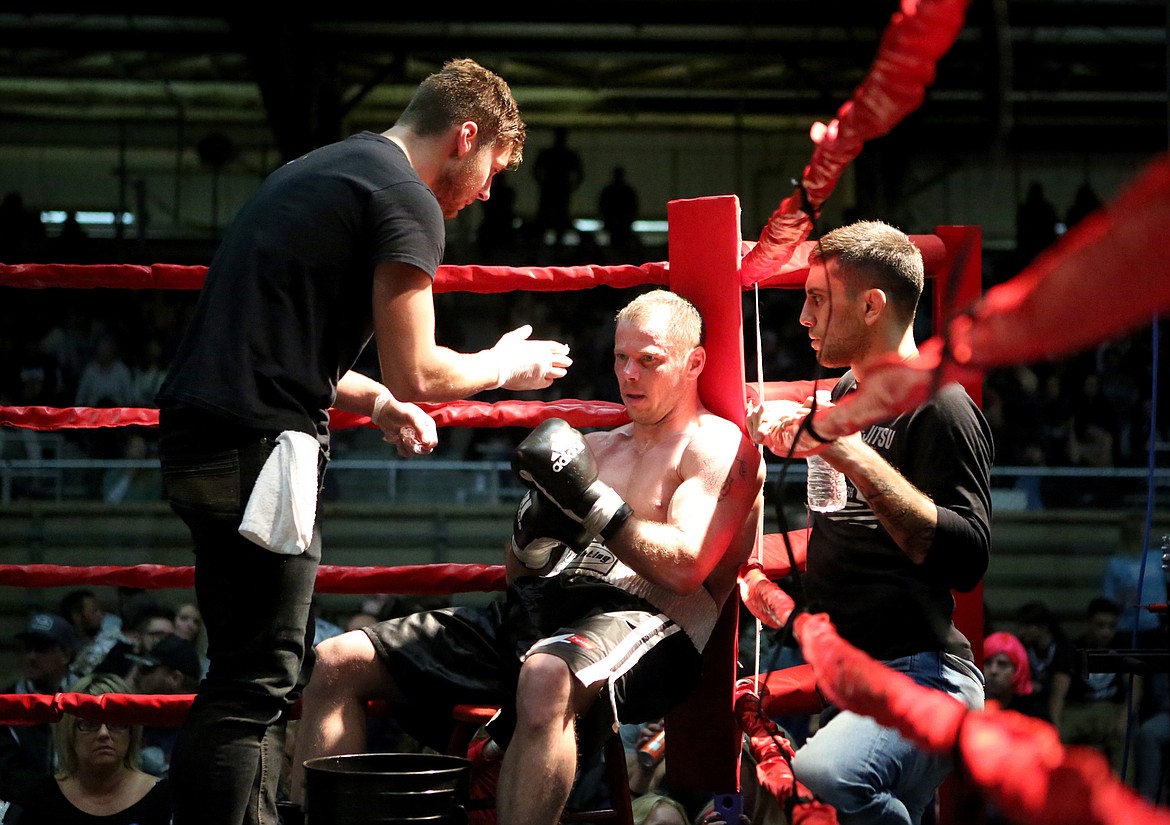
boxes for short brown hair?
[397,58,526,169]
[812,220,924,325]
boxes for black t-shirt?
[157,131,445,440]
[1058,632,1128,704]
[14,775,172,825]
[804,372,993,660]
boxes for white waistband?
[554,543,720,651]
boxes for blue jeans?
[792,651,984,825]
[159,407,322,825]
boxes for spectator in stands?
[38,306,93,398]
[172,603,201,645]
[981,630,1047,825]
[131,338,168,408]
[475,172,518,259]
[1014,181,1058,269]
[631,793,689,825]
[100,432,162,504]
[1050,596,1138,776]
[128,634,202,778]
[95,597,176,679]
[982,631,1045,717]
[599,166,640,255]
[1065,183,1102,231]
[74,332,136,463]
[533,126,583,247]
[1065,371,1118,475]
[0,613,77,811]
[1134,665,1169,804]
[74,332,136,411]
[172,602,208,681]
[60,589,121,681]
[1015,600,1073,721]
[15,673,172,825]
[0,191,47,264]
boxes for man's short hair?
[397,57,526,169]
[811,220,925,324]
[59,589,97,623]
[615,289,705,350]
[1087,596,1121,617]
[121,595,175,633]
[1017,600,1058,630]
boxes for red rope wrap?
[0,399,629,432]
[0,260,669,293]
[733,680,839,824]
[0,563,506,594]
[740,0,970,284]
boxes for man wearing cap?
[128,633,202,778]
[0,613,76,810]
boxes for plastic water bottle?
[806,391,846,513]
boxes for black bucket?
[304,753,471,825]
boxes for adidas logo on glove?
[549,429,585,472]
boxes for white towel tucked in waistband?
[238,430,320,555]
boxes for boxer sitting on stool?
[289,290,763,825]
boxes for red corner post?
[664,195,749,795]
[932,225,984,667]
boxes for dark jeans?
[159,407,322,825]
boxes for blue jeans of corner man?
[792,650,984,825]
[159,407,322,825]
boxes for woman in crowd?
[17,673,171,825]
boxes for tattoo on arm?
[718,458,748,502]
[863,480,935,561]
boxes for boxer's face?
[613,314,698,425]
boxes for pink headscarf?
[983,631,1034,696]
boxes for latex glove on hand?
[489,325,573,390]
[750,395,837,459]
[372,391,438,457]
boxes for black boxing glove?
[511,418,633,543]
[511,488,582,569]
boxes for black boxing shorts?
[361,572,701,756]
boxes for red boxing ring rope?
[0,563,505,594]
[0,399,630,433]
[739,0,969,284]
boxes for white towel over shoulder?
[239,430,320,555]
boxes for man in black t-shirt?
[155,59,572,825]
[1050,596,1135,775]
[752,220,993,825]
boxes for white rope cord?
[750,282,766,691]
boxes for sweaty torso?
[584,412,758,603]
[587,427,688,524]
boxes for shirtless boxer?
[289,289,763,825]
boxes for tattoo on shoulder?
[717,458,748,501]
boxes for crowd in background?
[2,167,1168,502]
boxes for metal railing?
[1,457,1168,510]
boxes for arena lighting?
[572,218,669,234]
[40,210,135,226]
